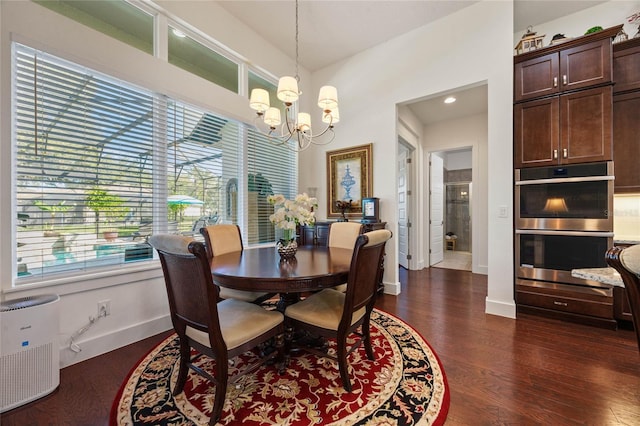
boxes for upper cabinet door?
[560,39,612,93]
[514,53,559,102]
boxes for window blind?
[13,43,260,282]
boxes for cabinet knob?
[554,300,568,307]
[553,77,558,88]
[553,149,558,159]
[563,148,568,158]
[562,75,567,85]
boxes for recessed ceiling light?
[444,96,456,104]
[172,29,187,38]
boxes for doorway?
[431,148,472,271]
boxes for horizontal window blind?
[15,44,156,279]
[13,42,295,283]
[247,129,297,244]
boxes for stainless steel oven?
[516,230,613,286]
[515,162,614,232]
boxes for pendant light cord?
[295,0,299,82]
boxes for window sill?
[6,260,163,298]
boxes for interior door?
[397,146,410,269]
[430,154,444,266]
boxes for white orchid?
[267,193,318,241]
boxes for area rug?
[110,309,449,425]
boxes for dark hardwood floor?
[2,267,639,425]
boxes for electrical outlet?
[98,300,111,317]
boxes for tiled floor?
[432,250,471,271]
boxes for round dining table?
[211,245,352,311]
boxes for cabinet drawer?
[516,281,613,319]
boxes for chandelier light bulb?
[277,76,300,104]
[249,88,270,112]
[317,85,339,110]
[264,107,282,127]
[297,112,311,132]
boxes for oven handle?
[515,175,614,185]
[516,229,614,237]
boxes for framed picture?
[326,143,373,219]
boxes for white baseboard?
[59,314,172,368]
[383,280,401,295]
[485,297,516,319]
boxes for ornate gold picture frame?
[326,143,373,219]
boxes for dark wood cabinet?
[515,32,616,102]
[514,86,612,168]
[612,38,640,194]
[613,38,640,94]
[516,279,616,329]
[299,221,387,246]
[613,91,640,193]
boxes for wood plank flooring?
[2,267,639,425]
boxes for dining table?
[210,245,353,312]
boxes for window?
[14,43,295,283]
[34,0,154,55]
[168,25,239,92]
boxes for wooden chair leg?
[210,354,229,425]
[173,340,190,394]
[336,337,352,392]
[362,318,375,361]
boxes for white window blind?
[13,43,272,283]
[246,129,297,244]
[15,44,156,279]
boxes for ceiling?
[218,0,608,125]
[218,0,608,72]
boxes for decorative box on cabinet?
[514,86,613,168]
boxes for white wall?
[444,150,473,171]
[299,0,513,312]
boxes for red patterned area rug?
[111,309,449,425]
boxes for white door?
[397,146,410,269]
[430,154,444,266]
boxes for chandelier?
[249,0,339,151]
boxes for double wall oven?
[515,162,614,308]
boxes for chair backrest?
[342,229,392,321]
[328,222,363,250]
[200,224,243,260]
[607,244,640,352]
[149,234,226,350]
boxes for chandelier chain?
[295,0,299,82]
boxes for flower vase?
[277,239,298,259]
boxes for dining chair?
[284,229,392,391]
[149,234,285,425]
[327,221,363,292]
[606,244,640,353]
[201,224,275,304]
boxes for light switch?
[498,205,508,218]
